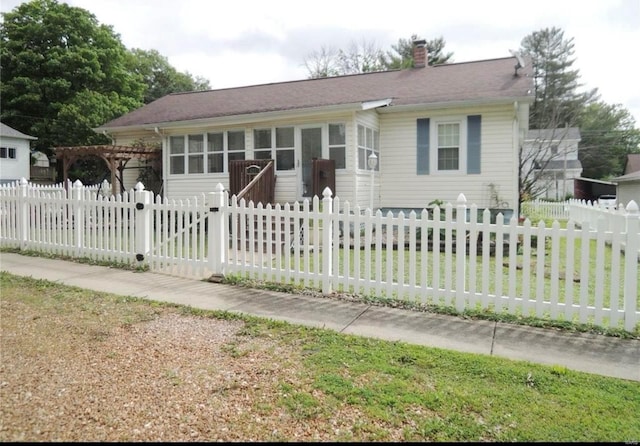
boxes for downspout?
[154,127,166,197]
[103,130,115,145]
[513,101,520,216]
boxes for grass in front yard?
[1,272,639,442]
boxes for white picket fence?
[521,199,571,221]
[2,179,639,331]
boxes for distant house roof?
[97,56,533,131]
[624,153,640,174]
[612,170,640,183]
[526,127,581,142]
[0,122,37,140]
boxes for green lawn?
[1,272,638,442]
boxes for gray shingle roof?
[0,122,37,140]
[98,56,533,130]
[624,153,640,174]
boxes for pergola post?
[53,145,161,195]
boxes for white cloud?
[1,0,639,124]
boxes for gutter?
[94,101,369,134]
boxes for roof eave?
[378,96,534,114]
[94,102,367,133]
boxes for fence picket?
[3,181,638,332]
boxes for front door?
[300,127,322,199]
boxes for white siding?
[617,182,640,208]
[378,104,522,211]
[0,136,31,182]
[111,132,162,192]
[163,112,358,201]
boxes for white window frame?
[328,123,346,170]
[430,117,467,175]
[168,129,246,176]
[0,147,17,160]
[187,134,205,174]
[357,124,379,172]
[250,127,296,172]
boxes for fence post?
[134,182,152,265]
[17,178,28,250]
[321,187,333,294]
[455,193,467,311]
[208,183,227,278]
[623,200,639,332]
[73,179,84,256]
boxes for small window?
[207,132,224,173]
[0,147,16,159]
[329,123,346,169]
[253,128,272,160]
[275,127,294,171]
[188,134,204,174]
[169,136,185,174]
[437,122,460,171]
[227,130,246,169]
[357,124,379,171]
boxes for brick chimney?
[413,39,427,68]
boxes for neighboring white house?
[0,122,37,185]
[611,171,640,207]
[522,127,582,200]
[95,41,533,215]
[612,154,640,207]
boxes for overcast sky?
[2,0,639,126]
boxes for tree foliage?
[304,35,453,78]
[304,39,387,78]
[383,35,453,69]
[0,0,146,152]
[0,0,212,158]
[130,48,210,104]
[520,26,598,130]
[577,102,640,179]
[518,26,639,189]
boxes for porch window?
[253,129,272,160]
[170,130,245,175]
[357,124,379,171]
[227,130,246,168]
[328,123,345,169]
[207,132,224,173]
[188,134,204,174]
[275,127,294,171]
[169,136,185,174]
[252,127,294,171]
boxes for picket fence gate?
[1,179,639,332]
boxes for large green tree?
[520,27,598,130]
[577,102,640,179]
[0,0,146,153]
[383,35,454,69]
[130,48,211,104]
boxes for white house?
[522,127,582,200]
[95,41,533,215]
[0,122,37,185]
[612,154,640,207]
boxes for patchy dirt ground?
[0,295,358,442]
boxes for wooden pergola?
[54,145,161,195]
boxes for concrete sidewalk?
[1,252,638,382]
